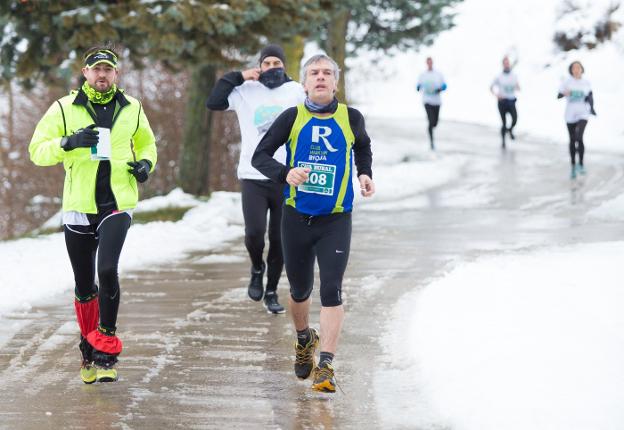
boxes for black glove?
[61,124,98,151]
[435,88,442,94]
[127,159,152,183]
[585,92,597,116]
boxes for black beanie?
[260,44,286,65]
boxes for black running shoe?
[508,128,515,140]
[263,292,285,314]
[294,328,319,379]
[248,263,265,302]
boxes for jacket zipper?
[107,102,131,211]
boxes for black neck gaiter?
[258,67,288,89]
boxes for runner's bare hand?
[359,175,375,197]
[287,167,311,187]
[242,68,261,81]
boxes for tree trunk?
[209,109,241,192]
[283,35,305,83]
[4,80,15,237]
[179,63,216,195]
[324,9,350,103]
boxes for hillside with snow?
[350,0,624,152]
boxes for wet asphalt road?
[0,119,622,429]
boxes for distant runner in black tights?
[417,57,447,150]
[490,56,520,149]
[557,60,596,179]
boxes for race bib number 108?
[297,161,336,195]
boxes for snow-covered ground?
[1,0,623,427]
[350,0,624,151]
[380,244,624,430]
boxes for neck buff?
[258,67,288,89]
[503,68,511,74]
[82,81,117,104]
[304,96,338,114]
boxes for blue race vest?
[285,103,355,216]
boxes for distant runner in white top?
[206,44,306,313]
[416,57,447,150]
[557,60,596,179]
[490,56,520,148]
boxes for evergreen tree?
[0,0,325,194]
[317,0,462,101]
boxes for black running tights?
[567,120,587,166]
[64,213,131,330]
[498,99,518,134]
[424,103,441,139]
[240,179,284,292]
[281,206,351,307]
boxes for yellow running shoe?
[95,366,118,383]
[93,349,119,382]
[312,362,336,393]
[80,362,97,384]
[294,328,319,379]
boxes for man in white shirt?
[417,57,447,150]
[206,44,306,313]
[490,56,520,149]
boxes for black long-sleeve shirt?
[205,71,245,111]
[252,105,373,184]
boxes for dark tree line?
[0,0,460,238]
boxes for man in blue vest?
[252,54,374,393]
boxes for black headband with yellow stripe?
[85,50,118,69]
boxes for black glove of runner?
[127,159,152,183]
[61,124,99,151]
[585,92,597,116]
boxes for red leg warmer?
[74,297,99,338]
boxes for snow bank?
[0,190,243,316]
[380,242,624,429]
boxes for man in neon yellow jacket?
[29,46,157,384]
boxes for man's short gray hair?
[301,54,341,84]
